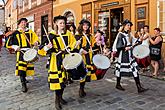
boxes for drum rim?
[23,49,38,62]
[132,45,150,59]
[93,54,111,69]
[62,53,83,70]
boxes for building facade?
[0,5,5,31]
[53,0,165,47]
[5,0,17,30]
[18,0,53,41]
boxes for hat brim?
[17,18,28,25]
[79,19,91,27]
[54,15,67,23]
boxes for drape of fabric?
[115,32,139,77]
[39,30,76,90]
[6,29,39,77]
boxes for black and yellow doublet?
[6,29,39,77]
[75,33,98,82]
[39,30,76,91]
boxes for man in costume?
[6,18,39,93]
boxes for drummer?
[39,15,76,110]
[75,19,99,98]
[6,18,39,93]
[113,19,148,93]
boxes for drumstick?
[54,46,70,56]
[42,25,51,43]
[100,45,103,54]
[75,38,82,48]
[86,49,99,54]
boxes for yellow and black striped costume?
[39,30,76,91]
[75,33,98,82]
[6,29,39,76]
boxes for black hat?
[53,15,67,23]
[18,18,28,25]
[79,19,91,27]
[122,19,133,26]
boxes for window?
[157,0,165,32]
[13,0,17,9]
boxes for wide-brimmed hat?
[18,18,28,25]
[53,15,67,23]
[79,19,91,27]
[122,19,133,26]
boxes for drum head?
[63,53,83,70]
[133,45,150,59]
[93,54,111,69]
[23,49,37,62]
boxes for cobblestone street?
[1,47,165,110]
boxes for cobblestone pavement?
[1,47,165,110]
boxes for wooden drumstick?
[75,38,82,48]
[42,25,51,43]
[100,44,103,54]
[87,49,99,54]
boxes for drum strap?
[82,33,93,52]
[59,34,70,54]
[22,32,32,48]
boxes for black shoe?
[55,103,62,110]
[22,83,28,93]
[138,87,148,93]
[60,98,67,105]
[79,88,86,98]
[116,84,125,91]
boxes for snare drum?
[92,54,111,80]
[62,53,87,80]
[132,45,151,68]
[23,48,39,63]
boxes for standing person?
[68,23,76,35]
[75,19,98,98]
[39,15,76,110]
[6,18,39,93]
[142,25,150,47]
[114,19,148,93]
[0,31,4,57]
[149,28,163,77]
[5,27,15,54]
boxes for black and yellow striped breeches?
[15,51,34,76]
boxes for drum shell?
[93,66,108,80]
[66,61,87,80]
[23,49,39,63]
[135,56,151,68]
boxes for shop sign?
[101,2,119,8]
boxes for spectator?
[68,23,76,35]
[0,31,4,56]
[4,27,15,54]
[149,28,163,77]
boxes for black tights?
[80,82,85,89]
[117,76,141,85]
[55,88,64,96]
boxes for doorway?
[41,15,48,44]
[110,8,123,47]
